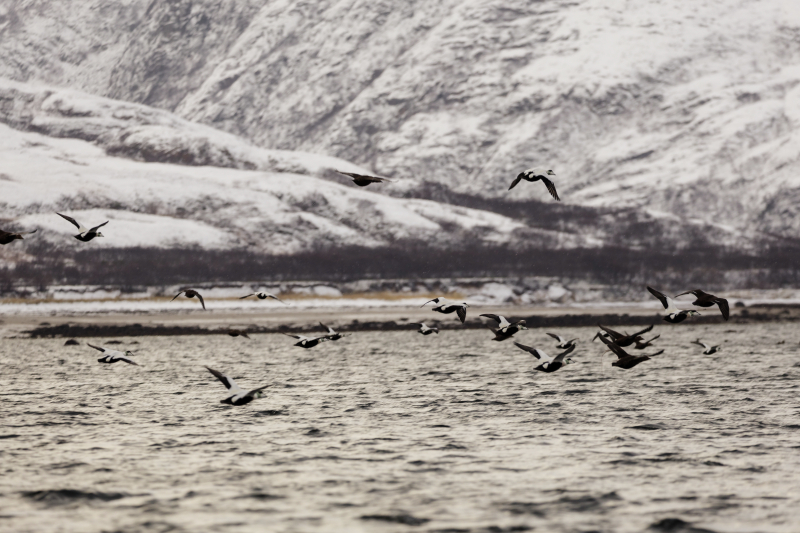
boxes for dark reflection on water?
[1,323,799,532]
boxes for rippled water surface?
[2,323,800,532]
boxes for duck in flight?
[171,289,206,310]
[480,314,527,341]
[514,342,576,373]
[88,343,138,365]
[593,324,654,347]
[283,333,332,349]
[675,289,729,320]
[0,227,37,245]
[421,297,469,323]
[692,339,721,355]
[319,323,345,341]
[598,335,663,369]
[546,332,577,349]
[634,334,661,350]
[240,292,284,303]
[508,168,560,200]
[56,213,108,242]
[227,329,250,339]
[647,286,700,323]
[415,323,439,335]
[205,366,268,406]
[336,170,392,187]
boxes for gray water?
[2,323,800,533]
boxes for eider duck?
[513,342,576,373]
[598,334,663,369]
[205,366,267,406]
[56,213,108,242]
[227,329,250,339]
[336,170,392,187]
[546,332,577,349]
[171,289,206,310]
[0,228,37,245]
[319,323,344,341]
[283,333,332,349]
[421,297,469,323]
[675,289,729,320]
[647,286,700,323]
[240,292,284,303]
[594,324,654,347]
[634,334,661,350]
[480,314,527,341]
[88,343,138,365]
[692,339,721,355]
[415,323,439,335]
[508,168,560,200]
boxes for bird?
[480,314,527,341]
[227,329,250,339]
[336,170,392,187]
[283,333,332,349]
[205,366,267,406]
[692,339,721,355]
[546,332,577,349]
[597,334,663,369]
[87,343,138,365]
[319,323,344,341]
[0,228,37,245]
[56,213,108,242]
[508,168,560,200]
[421,297,469,323]
[171,289,206,310]
[594,324,654,347]
[240,292,284,303]
[675,289,729,320]
[634,334,661,350]
[513,342,576,373]
[415,323,439,335]
[647,286,700,323]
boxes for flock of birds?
[1,168,730,406]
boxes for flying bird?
[87,343,138,365]
[675,289,729,320]
[546,332,577,349]
[319,323,344,341]
[171,289,206,310]
[594,324,654,347]
[692,339,721,355]
[634,334,661,350]
[421,297,469,323]
[56,213,108,242]
[0,228,37,245]
[240,292,284,303]
[336,170,392,187]
[227,329,250,339]
[508,168,560,200]
[205,366,268,406]
[514,342,576,373]
[415,323,439,335]
[598,334,663,369]
[283,333,332,349]
[647,286,700,323]
[480,314,527,341]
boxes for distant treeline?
[3,240,800,291]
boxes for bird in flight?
[336,170,392,187]
[205,366,268,406]
[56,213,108,242]
[0,227,37,245]
[171,289,206,310]
[421,297,469,323]
[598,335,663,369]
[240,292,284,303]
[514,342,576,373]
[480,314,527,341]
[508,168,560,200]
[647,286,700,324]
[675,289,729,320]
[88,343,138,365]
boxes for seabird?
[415,323,439,335]
[692,339,721,355]
[336,170,392,187]
[240,292,284,303]
[594,324,654,347]
[514,342,576,373]
[56,213,108,242]
[227,329,250,339]
[508,168,560,200]
[634,334,661,350]
[171,289,206,310]
[0,228,37,245]
[598,334,663,369]
[421,297,469,323]
[205,366,267,406]
[546,332,577,349]
[87,343,138,365]
[319,323,345,341]
[647,286,700,323]
[675,289,730,320]
[283,333,332,349]
[480,314,527,341]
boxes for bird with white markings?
[598,334,663,369]
[480,314,527,341]
[56,213,108,242]
[414,323,439,335]
[319,323,345,341]
[514,342,576,373]
[675,289,730,321]
[421,297,469,324]
[283,333,332,349]
[336,170,392,187]
[240,292,284,303]
[0,227,37,245]
[172,289,206,310]
[508,168,560,200]
[546,332,577,349]
[88,343,138,365]
[692,339,721,355]
[647,286,700,324]
[205,366,268,406]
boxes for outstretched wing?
[546,332,566,343]
[598,324,624,340]
[514,342,548,360]
[205,366,237,390]
[456,306,467,323]
[89,220,109,233]
[56,212,85,232]
[116,355,138,365]
[692,340,710,350]
[647,286,674,311]
[196,292,206,310]
[171,291,185,302]
[282,333,303,340]
[674,289,701,298]
[239,293,255,299]
[319,322,336,335]
[87,343,106,353]
[552,344,576,364]
[508,175,523,190]
[541,176,560,201]
[631,324,654,337]
[715,298,730,320]
[480,314,510,327]
[336,170,391,183]
[598,334,630,360]
[246,385,269,397]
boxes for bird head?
[687,310,701,316]
[516,320,528,330]
[253,390,265,399]
[125,350,135,357]
[564,357,575,365]
[96,232,104,238]
[547,169,556,176]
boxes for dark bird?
[546,332,577,349]
[336,170,392,187]
[319,323,345,341]
[692,339,721,355]
[480,314,527,341]
[594,324,654,347]
[88,343,138,365]
[205,366,267,406]
[56,213,108,242]
[421,297,469,323]
[240,292,284,303]
[283,333,332,349]
[634,334,661,350]
[598,334,663,369]
[0,228,37,245]
[514,342,576,373]
[415,323,439,335]
[227,329,250,339]
[508,168,560,200]
[647,286,700,323]
[675,289,729,320]
[171,289,206,310]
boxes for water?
[2,323,800,532]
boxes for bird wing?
[514,342,549,360]
[205,366,240,391]
[480,314,509,327]
[631,324,654,337]
[319,322,336,335]
[456,306,467,323]
[552,344,576,364]
[56,212,86,232]
[239,294,255,299]
[644,334,661,343]
[269,294,285,303]
[115,355,139,365]
[336,170,391,183]
[246,385,269,397]
[196,292,206,310]
[598,334,630,360]
[715,298,730,320]
[508,175,523,190]
[541,176,560,201]
[674,289,701,298]
[87,343,106,353]
[692,340,710,350]
[598,324,624,340]
[645,349,664,357]
[420,298,438,308]
[647,286,677,312]
[89,220,109,233]
[171,291,185,302]
[546,332,566,343]
[282,333,304,340]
